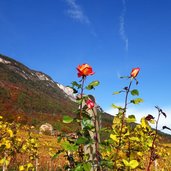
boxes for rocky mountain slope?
[0,54,112,132]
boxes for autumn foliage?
[0,63,171,170]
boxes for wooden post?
[154,159,158,171]
[35,158,39,171]
[82,95,101,171]
[3,153,7,171]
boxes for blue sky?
[0,0,171,133]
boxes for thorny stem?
[128,139,131,171]
[92,108,101,171]
[79,77,101,170]
[114,79,133,168]
[146,109,161,171]
[119,79,133,146]
[79,76,86,120]
[78,76,86,163]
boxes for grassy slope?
[0,55,78,132]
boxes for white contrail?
[65,0,90,24]
[119,0,128,51]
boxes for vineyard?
[0,117,171,170]
[1,64,171,171]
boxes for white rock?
[57,83,76,101]
[0,57,11,64]
[39,123,53,135]
[35,72,50,81]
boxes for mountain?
[1,54,171,142]
[0,54,113,132]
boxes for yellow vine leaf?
[7,129,13,137]
[110,134,119,143]
[19,165,25,171]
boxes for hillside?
[0,54,113,132]
[1,54,171,143]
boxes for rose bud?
[130,67,140,78]
[145,114,155,121]
[86,99,95,109]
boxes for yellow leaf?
[30,138,35,144]
[0,158,5,165]
[129,160,139,169]
[27,163,33,168]
[22,145,27,151]
[113,117,120,124]
[5,141,11,149]
[140,117,148,129]
[19,165,25,171]
[7,129,13,137]
[110,134,119,143]
[137,152,143,156]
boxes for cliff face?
[0,54,77,126]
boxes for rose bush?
[55,64,170,171]
[1,63,170,171]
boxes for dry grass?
[31,134,171,170]
[9,129,67,171]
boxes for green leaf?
[126,115,136,123]
[112,104,122,109]
[100,160,113,169]
[76,137,89,145]
[89,80,100,87]
[86,80,100,90]
[63,115,73,124]
[75,164,83,171]
[120,76,129,79]
[52,150,64,159]
[131,89,139,96]
[71,81,81,89]
[57,136,62,143]
[113,91,122,95]
[82,118,93,129]
[76,99,83,105]
[61,141,78,152]
[83,163,91,171]
[131,98,144,104]
[85,85,94,90]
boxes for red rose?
[77,64,95,77]
[86,99,95,109]
[130,67,140,78]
